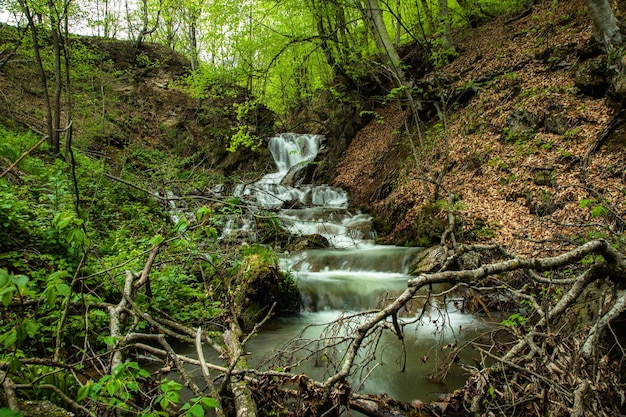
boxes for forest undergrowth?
[1,0,626,416]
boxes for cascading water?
[233,133,487,403]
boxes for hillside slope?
[0,29,274,174]
[334,0,625,255]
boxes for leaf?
[1,287,14,307]
[56,283,71,297]
[591,205,608,218]
[103,336,117,347]
[8,357,21,373]
[1,329,17,348]
[9,274,29,287]
[201,397,220,408]
[76,384,91,402]
[188,404,204,417]
[174,218,188,233]
[0,269,9,287]
[149,234,165,246]
[48,270,69,282]
[54,212,73,230]
[126,381,139,392]
[24,320,40,337]
[93,309,109,318]
[196,206,211,222]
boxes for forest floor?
[334,0,626,256]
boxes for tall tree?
[587,0,626,96]
[16,0,72,155]
[419,0,436,35]
[359,0,407,83]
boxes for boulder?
[410,246,445,274]
[574,56,609,98]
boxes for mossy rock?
[574,56,609,98]
[410,246,445,274]
[16,400,73,417]
[234,254,301,331]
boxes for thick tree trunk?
[364,0,404,78]
[586,0,626,96]
[587,0,622,52]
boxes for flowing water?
[229,133,488,403]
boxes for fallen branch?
[324,240,624,391]
[0,135,47,179]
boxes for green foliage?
[501,126,537,145]
[78,362,150,411]
[501,312,528,328]
[229,100,262,152]
[579,198,609,218]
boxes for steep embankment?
[334,0,625,255]
[0,30,274,174]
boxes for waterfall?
[226,133,486,402]
[268,133,320,177]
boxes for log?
[223,325,258,417]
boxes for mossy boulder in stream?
[233,254,302,332]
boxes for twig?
[38,383,97,417]
[196,327,224,417]
[1,370,19,411]
[581,288,626,358]
[0,135,47,179]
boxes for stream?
[225,133,487,403]
[170,133,487,405]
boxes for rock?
[410,246,445,274]
[506,109,540,134]
[574,56,609,98]
[18,400,73,417]
[282,162,317,187]
[544,111,575,136]
[234,254,302,331]
[286,235,329,252]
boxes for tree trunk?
[587,0,622,52]
[49,0,62,155]
[438,0,455,51]
[586,0,626,95]
[419,0,436,35]
[223,324,258,417]
[18,0,55,152]
[188,15,199,71]
[362,0,406,83]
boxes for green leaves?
[52,210,89,247]
[579,198,609,218]
[0,269,30,307]
[179,396,220,417]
